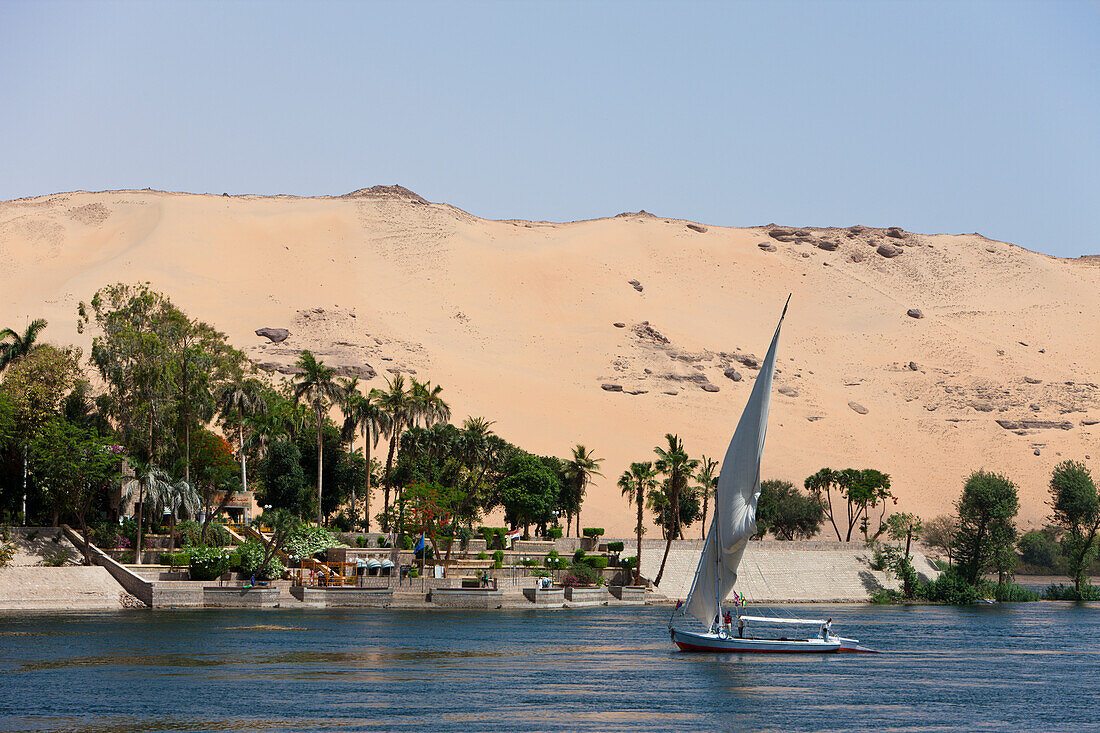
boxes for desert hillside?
[2,186,1098,536]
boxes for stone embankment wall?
[638,539,939,602]
[0,566,126,610]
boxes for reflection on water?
[1,604,1098,732]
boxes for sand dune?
[2,187,1098,536]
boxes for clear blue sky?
[2,1,1097,257]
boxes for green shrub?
[620,556,638,573]
[586,555,609,570]
[159,551,191,567]
[284,525,337,561]
[563,562,603,587]
[520,558,539,567]
[545,550,565,569]
[573,549,586,563]
[377,536,389,548]
[43,548,73,567]
[478,526,493,546]
[228,552,241,570]
[871,588,903,604]
[238,540,285,580]
[408,568,420,579]
[993,582,1039,602]
[492,549,504,569]
[492,528,506,549]
[477,551,488,560]
[607,541,624,553]
[356,535,368,548]
[918,567,980,605]
[531,568,551,578]
[0,540,15,568]
[1042,583,1100,601]
[547,526,563,539]
[582,527,605,539]
[188,546,230,581]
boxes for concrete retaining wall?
[522,587,565,605]
[291,587,393,607]
[430,588,504,608]
[0,566,125,610]
[609,586,647,604]
[61,525,152,606]
[640,540,939,602]
[202,586,280,608]
[565,587,608,605]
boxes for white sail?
[682,298,788,627]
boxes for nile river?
[0,603,1097,732]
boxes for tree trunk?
[635,491,643,585]
[382,424,400,527]
[653,483,680,588]
[316,406,323,526]
[239,423,247,493]
[363,431,371,531]
[701,493,708,540]
[135,482,145,566]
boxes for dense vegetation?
[0,283,605,565]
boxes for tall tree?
[121,461,173,563]
[292,350,340,526]
[28,418,120,564]
[0,318,47,371]
[754,479,825,540]
[619,461,658,585]
[215,375,267,495]
[1048,460,1100,596]
[652,434,698,587]
[339,378,390,529]
[695,456,719,540]
[563,445,603,537]
[955,470,1019,585]
[81,284,178,464]
[375,374,415,527]
[805,468,843,541]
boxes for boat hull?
[672,628,875,653]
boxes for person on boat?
[723,610,733,634]
[737,617,745,638]
[821,618,832,640]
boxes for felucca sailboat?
[668,296,876,653]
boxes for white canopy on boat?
[739,615,826,625]
[682,298,788,628]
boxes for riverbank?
[1,528,951,611]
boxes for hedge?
[188,546,230,581]
[582,527,605,539]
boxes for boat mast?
[714,471,723,631]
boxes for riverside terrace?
[0,527,933,611]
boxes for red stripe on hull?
[674,640,840,654]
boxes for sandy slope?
[2,187,1098,536]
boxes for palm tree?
[121,461,172,564]
[564,445,604,537]
[147,477,200,552]
[0,318,47,371]
[374,374,415,527]
[695,456,719,540]
[619,461,658,585]
[652,434,699,587]
[292,350,340,526]
[805,467,843,541]
[215,375,267,495]
[341,384,391,531]
[411,378,451,428]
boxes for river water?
[0,603,1097,732]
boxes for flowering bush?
[283,525,337,561]
[238,539,285,580]
[188,546,230,581]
